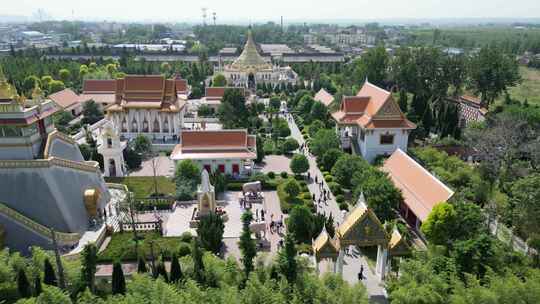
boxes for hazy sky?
[4,0,540,22]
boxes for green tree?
[469,45,521,106]
[191,238,205,284]
[310,101,328,121]
[81,100,104,125]
[511,174,540,240]
[155,261,168,282]
[197,104,213,117]
[421,202,458,246]
[111,262,126,295]
[80,243,98,293]
[290,154,309,176]
[174,159,201,183]
[398,89,408,113]
[283,179,301,198]
[48,80,65,94]
[58,69,71,83]
[332,154,368,189]
[255,135,264,163]
[43,258,57,286]
[217,88,249,129]
[286,205,314,244]
[320,148,343,172]
[133,134,152,155]
[353,45,389,86]
[308,120,325,137]
[137,257,147,273]
[197,212,225,255]
[269,96,281,111]
[278,233,298,283]
[17,268,31,298]
[212,73,227,86]
[169,253,183,283]
[310,129,340,158]
[238,211,257,277]
[34,273,42,296]
[282,137,299,154]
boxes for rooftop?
[381,149,454,222]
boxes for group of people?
[269,213,284,235]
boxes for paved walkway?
[130,156,175,177]
[286,113,388,303]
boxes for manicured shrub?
[328,182,342,195]
[335,194,345,203]
[301,185,309,193]
[180,232,192,243]
[322,171,330,176]
[299,181,307,187]
[324,175,333,182]
[280,171,288,178]
[296,243,313,255]
[302,192,312,200]
[177,243,191,257]
[267,172,276,179]
[339,202,349,211]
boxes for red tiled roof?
[314,88,334,107]
[205,87,244,98]
[181,130,248,150]
[382,149,454,222]
[175,79,188,92]
[83,80,116,93]
[331,81,416,130]
[48,88,82,109]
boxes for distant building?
[448,95,487,127]
[314,88,334,107]
[48,88,84,116]
[331,81,415,162]
[382,149,454,230]
[170,129,257,176]
[215,28,297,89]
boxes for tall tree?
[353,45,389,86]
[80,243,98,293]
[191,238,205,284]
[469,45,521,106]
[197,212,225,255]
[33,273,42,296]
[169,253,183,283]
[137,256,148,273]
[217,88,249,129]
[289,154,309,176]
[43,258,57,286]
[286,206,314,244]
[17,268,31,298]
[238,210,257,278]
[111,262,126,295]
[278,233,298,283]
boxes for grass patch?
[98,231,187,262]
[105,176,176,199]
[277,177,312,213]
[506,66,540,106]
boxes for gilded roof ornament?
[230,29,271,71]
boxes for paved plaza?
[259,155,293,174]
[130,155,175,177]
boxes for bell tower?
[98,121,126,177]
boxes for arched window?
[142,118,149,132]
[121,118,127,132]
[131,118,138,133]
[153,118,160,132]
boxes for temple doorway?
[109,159,117,177]
[248,73,255,89]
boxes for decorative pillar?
[337,247,345,275]
[376,244,388,280]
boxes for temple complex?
[215,28,297,89]
[0,69,111,254]
[331,81,416,162]
[83,75,188,141]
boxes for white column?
[313,256,320,275]
[376,245,388,280]
[103,156,110,177]
[114,155,124,177]
[136,110,142,133]
[337,247,345,275]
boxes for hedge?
[98,232,186,262]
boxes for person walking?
[358,265,364,281]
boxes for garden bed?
[98,231,190,262]
[105,176,176,199]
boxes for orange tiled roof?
[314,88,334,107]
[331,81,415,130]
[382,149,454,222]
[48,88,82,109]
[83,80,116,93]
[205,87,244,98]
[171,130,256,160]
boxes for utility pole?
[201,8,208,26]
[212,12,216,26]
[281,16,283,32]
[50,228,66,290]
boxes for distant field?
[507,67,540,106]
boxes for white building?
[331,81,416,162]
[84,75,188,142]
[170,129,256,176]
[214,28,297,89]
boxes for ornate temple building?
[331,81,416,163]
[214,28,298,89]
[83,75,188,141]
[0,70,110,254]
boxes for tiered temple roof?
[331,81,416,130]
[230,28,272,71]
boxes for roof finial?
[365,75,369,84]
[356,192,367,208]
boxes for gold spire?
[231,28,271,70]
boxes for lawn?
[105,176,176,198]
[98,231,189,262]
[506,67,540,106]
